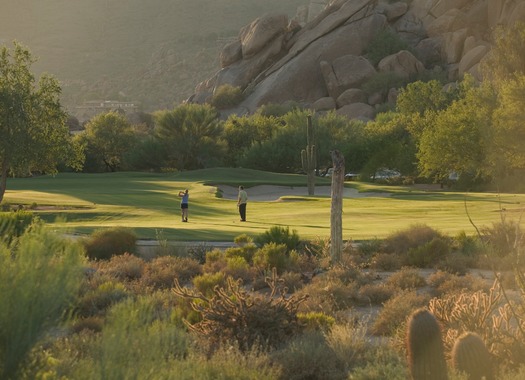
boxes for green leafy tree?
[396,80,457,117]
[78,111,137,172]
[481,21,525,83]
[0,42,83,202]
[361,112,417,178]
[416,83,493,183]
[222,114,278,166]
[154,103,225,170]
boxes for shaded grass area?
[4,169,523,241]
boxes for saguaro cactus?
[451,332,494,380]
[406,308,449,380]
[301,115,316,196]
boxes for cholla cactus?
[301,115,316,196]
[451,332,494,380]
[406,308,449,380]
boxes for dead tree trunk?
[330,149,345,265]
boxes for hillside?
[0,0,308,113]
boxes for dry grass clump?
[369,252,404,271]
[426,270,489,297]
[142,255,202,289]
[384,223,445,255]
[358,283,397,305]
[296,275,359,313]
[97,253,145,281]
[280,271,305,293]
[384,266,427,290]
[371,290,430,336]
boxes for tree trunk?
[330,150,345,265]
[0,158,9,204]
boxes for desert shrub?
[142,256,202,289]
[254,226,300,252]
[173,271,307,353]
[426,270,488,297]
[384,223,445,254]
[210,84,244,109]
[454,230,483,256]
[186,242,213,264]
[0,226,86,380]
[233,233,253,245]
[385,267,427,290]
[346,343,409,380]
[362,71,407,96]
[0,210,36,246]
[406,237,451,268]
[358,238,383,256]
[224,256,256,283]
[481,220,524,258]
[76,280,130,318]
[83,227,137,260]
[168,345,279,379]
[369,252,404,270]
[280,271,305,293]
[366,27,411,66]
[253,242,292,274]
[271,331,346,380]
[224,243,258,264]
[192,272,226,297]
[435,252,473,275]
[202,249,228,274]
[67,296,190,380]
[70,316,105,334]
[371,290,430,336]
[358,283,396,305]
[297,312,336,332]
[98,252,145,281]
[297,275,359,313]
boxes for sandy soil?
[217,185,391,202]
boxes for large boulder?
[323,55,377,98]
[378,50,425,79]
[240,14,289,59]
[459,44,489,76]
[443,28,468,64]
[430,0,472,18]
[336,88,368,107]
[238,11,385,111]
[427,8,468,37]
[336,102,375,121]
[220,40,243,68]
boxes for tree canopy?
[0,42,83,202]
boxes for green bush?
[365,28,411,66]
[384,223,445,255]
[83,227,137,260]
[254,226,301,252]
[192,272,226,297]
[224,243,258,264]
[406,237,450,267]
[297,312,335,332]
[362,71,407,95]
[481,220,523,258]
[210,84,244,109]
[142,256,202,289]
[0,225,86,379]
[0,210,36,246]
[253,242,291,274]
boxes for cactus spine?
[451,332,494,380]
[301,115,316,196]
[406,308,449,380]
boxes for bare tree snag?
[330,149,345,265]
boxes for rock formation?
[188,0,525,120]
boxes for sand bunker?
[216,185,391,202]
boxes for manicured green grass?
[4,168,523,242]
